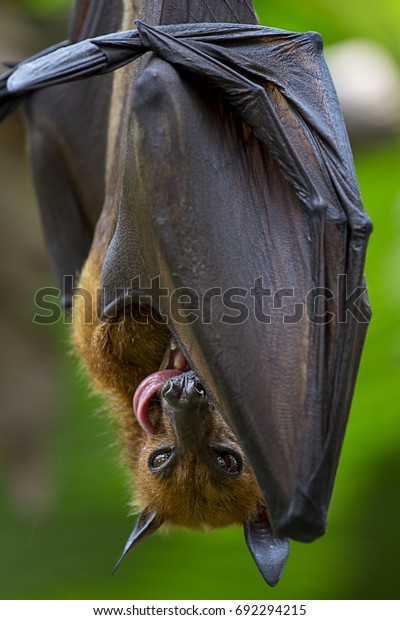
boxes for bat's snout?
[161,370,206,408]
[161,371,210,447]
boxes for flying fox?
[0,0,371,586]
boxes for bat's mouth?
[133,340,190,436]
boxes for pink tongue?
[133,369,183,436]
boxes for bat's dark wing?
[0,6,371,542]
[101,22,372,541]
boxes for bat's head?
[133,362,263,530]
[114,341,290,585]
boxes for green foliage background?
[0,0,399,600]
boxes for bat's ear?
[113,509,162,573]
[244,508,290,586]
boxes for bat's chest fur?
[72,250,263,529]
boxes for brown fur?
[72,250,170,467]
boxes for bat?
[0,0,372,587]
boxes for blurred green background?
[0,0,399,600]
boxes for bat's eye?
[149,449,173,472]
[194,380,205,395]
[214,450,242,476]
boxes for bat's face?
[133,356,263,529]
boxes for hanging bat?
[0,0,371,586]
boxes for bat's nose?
[160,371,209,447]
[161,370,205,406]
